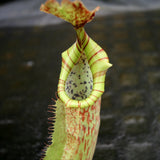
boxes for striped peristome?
[58,27,112,108]
[40,0,112,160]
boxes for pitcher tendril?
[40,0,112,159]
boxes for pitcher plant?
[40,0,112,159]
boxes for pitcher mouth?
[57,28,112,108]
